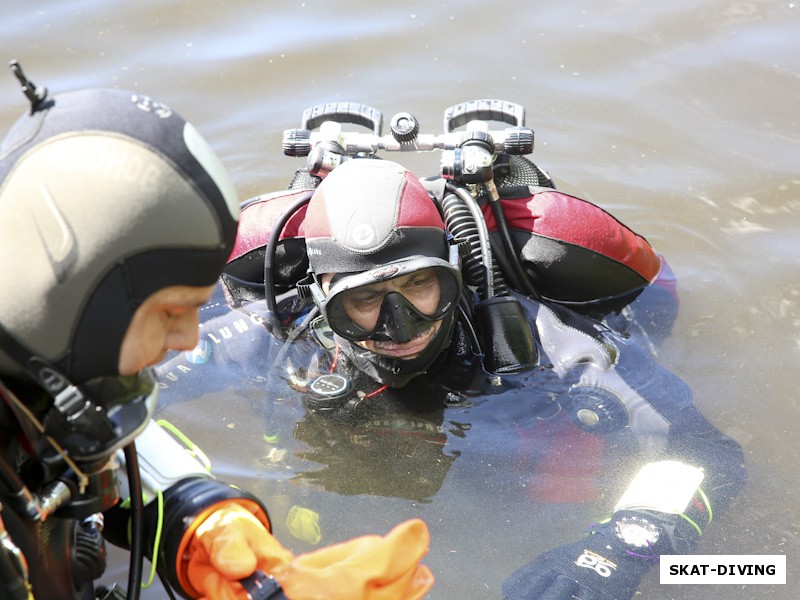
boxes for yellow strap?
[156,419,212,472]
[141,490,165,588]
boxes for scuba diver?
[0,66,433,600]
[155,105,746,599]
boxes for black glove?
[502,525,656,600]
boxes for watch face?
[309,373,350,398]
[614,516,660,548]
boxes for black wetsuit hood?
[0,87,240,382]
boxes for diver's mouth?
[371,325,436,358]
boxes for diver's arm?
[502,406,744,599]
[538,298,745,520]
[505,302,746,600]
[609,348,746,519]
[559,334,745,554]
[156,301,287,405]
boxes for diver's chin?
[361,325,438,359]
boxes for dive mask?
[309,254,462,343]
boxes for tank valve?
[389,112,420,144]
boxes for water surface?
[2,1,798,598]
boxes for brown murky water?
[2,1,799,598]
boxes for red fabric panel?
[395,171,447,229]
[481,191,661,282]
[229,191,309,263]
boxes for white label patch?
[351,223,375,246]
[575,550,617,578]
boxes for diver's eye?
[343,289,384,311]
[404,273,436,291]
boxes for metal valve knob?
[389,112,420,144]
[282,128,312,156]
[503,127,534,155]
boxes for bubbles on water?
[722,217,770,233]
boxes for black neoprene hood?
[0,87,240,381]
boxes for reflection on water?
[2,1,799,598]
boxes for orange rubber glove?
[273,518,434,600]
[184,502,294,599]
[184,502,433,600]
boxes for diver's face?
[117,284,216,375]
[321,271,444,360]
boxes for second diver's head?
[0,78,239,466]
[303,159,462,386]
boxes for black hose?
[0,384,26,498]
[441,193,484,288]
[488,199,541,299]
[455,303,482,354]
[0,383,42,521]
[447,183,496,297]
[263,192,314,336]
[158,571,178,600]
[441,184,499,299]
[0,453,27,505]
[123,443,143,600]
[485,234,525,294]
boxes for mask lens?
[325,264,460,341]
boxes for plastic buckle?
[240,570,286,600]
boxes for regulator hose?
[487,193,540,299]
[442,183,501,299]
[263,192,314,337]
[123,443,143,600]
[268,305,321,372]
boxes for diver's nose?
[373,293,427,344]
